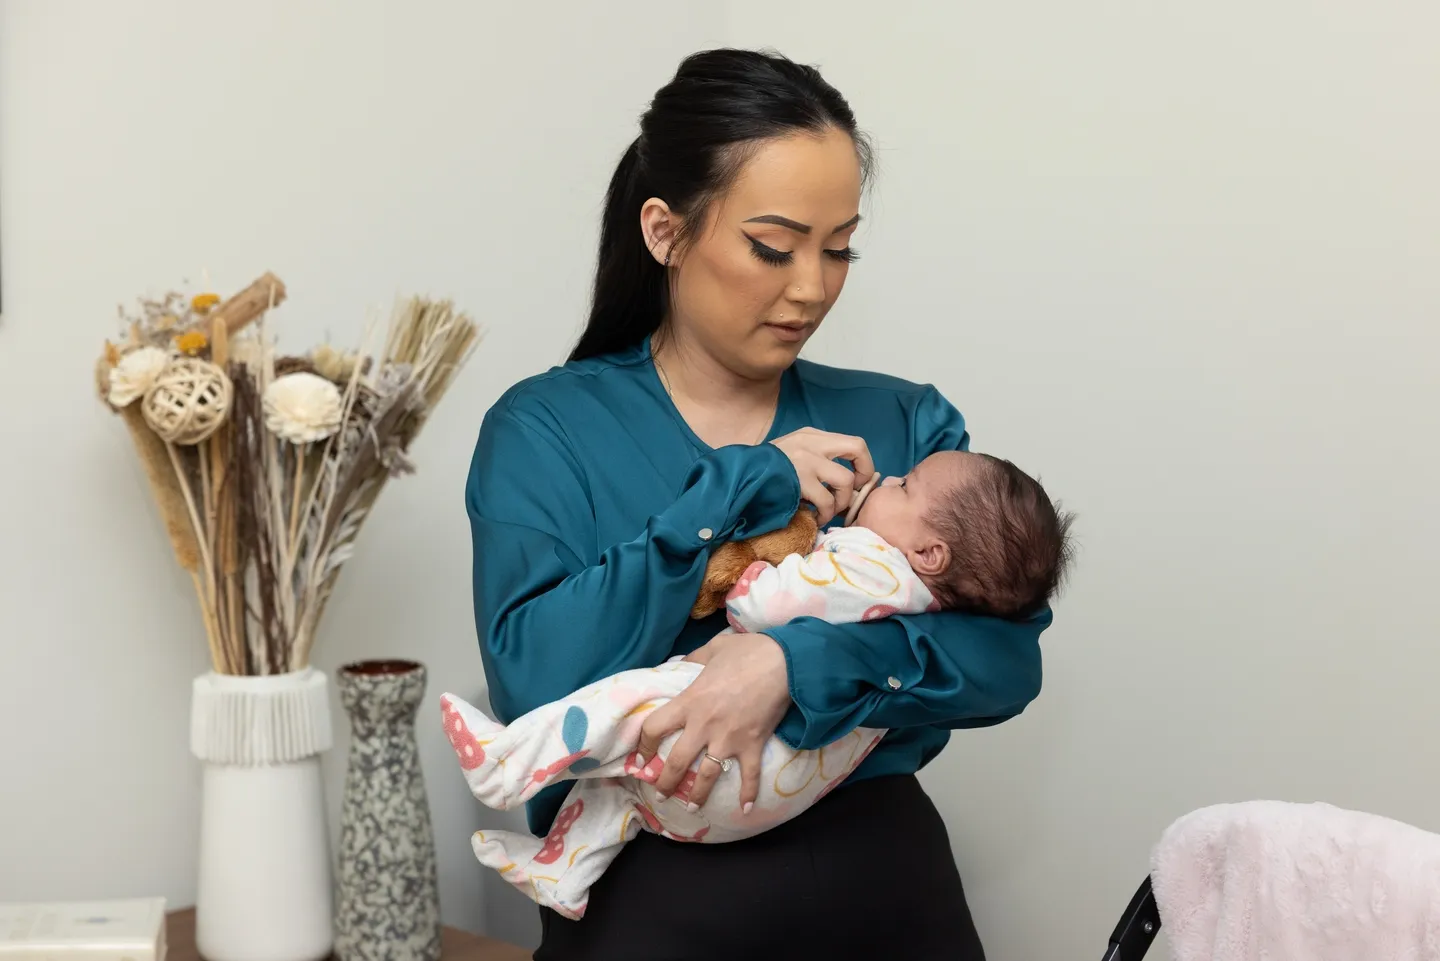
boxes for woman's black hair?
[568,48,873,363]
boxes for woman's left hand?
[635,632,791,813]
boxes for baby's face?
[852,450,974,554]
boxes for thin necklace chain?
[653,352,773,446]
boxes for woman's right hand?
[769,427,876,527]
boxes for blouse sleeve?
[466,396,800,723]
[763,387,1050,750]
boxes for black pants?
[533,774,986,961]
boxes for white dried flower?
[263,371,344,444]
[107,346,170,407]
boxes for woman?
[466,48,1051,960]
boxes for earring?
[664,249,672,268]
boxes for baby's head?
[853,451,1073,620]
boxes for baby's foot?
[439,693,501,771]
[471,828,589,921]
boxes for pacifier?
[843,472,882,527]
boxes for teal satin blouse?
[465,337,1051,834]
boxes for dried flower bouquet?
[94,272,480,675]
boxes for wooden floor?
[165,908,532,961]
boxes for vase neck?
[336,664,426,733]
[346,713,418,736]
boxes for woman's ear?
[640,197,678,266]
[907,538,951,579]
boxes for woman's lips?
[763,322,811,344]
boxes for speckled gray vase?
[333,659,441,961]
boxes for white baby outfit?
[441,524,936,920]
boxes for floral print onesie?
[440,525,937,920]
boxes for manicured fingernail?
[743,802,754,816]
[686,802,699,814]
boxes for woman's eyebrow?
[744,214,811,234]
[742,213,863,235]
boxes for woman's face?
[656,127,863,380]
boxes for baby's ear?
[908,538,951,578]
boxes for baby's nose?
[879,475,900,488]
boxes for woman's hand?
[769,427,875,527]
[634,632,791,814]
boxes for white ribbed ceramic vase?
[190,667,335,961]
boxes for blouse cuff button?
[886,676,902,690]
[698,528,714,541]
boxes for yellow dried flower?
[192,293,221,313]
[175,330,209,355]
[311,343,360,383]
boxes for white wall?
[0,0,723,948]
[2,2,1437,958]
[724,3,1440,958]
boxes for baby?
[440,449,1072,920]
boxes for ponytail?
[568,48,871,364]
[569,139,669,362]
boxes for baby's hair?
[925,454,1075,620]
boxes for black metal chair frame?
[1100,876,1162,961]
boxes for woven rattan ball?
[142,357,233,444]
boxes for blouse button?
[887,676,902,690]
[698,528,713,541]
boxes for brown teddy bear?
[689,508,819,619]
[689,472,881,619]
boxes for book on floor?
[0,897,166,961]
